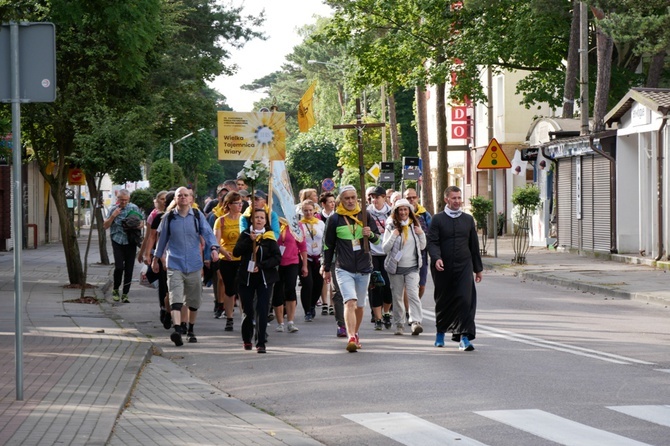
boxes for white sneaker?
[394,325,404,335]
[411,322,423,336]
[287,322,299,333]
[275,323,284,332]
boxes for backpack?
[166,208,201,237]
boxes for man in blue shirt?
[103,189,143,303]
[152,187,219,346]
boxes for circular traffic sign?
[322,178,335,192]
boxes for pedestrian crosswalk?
[345,405,670,446]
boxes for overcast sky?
[209,1,333,112]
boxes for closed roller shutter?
[592,156,612,252]
[582,156,594,251]
[557,158,573,248]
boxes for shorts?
[167,269,202,309]
[335,268,369,308]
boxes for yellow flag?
[298,81,317,133]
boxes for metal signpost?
[0,21,56,400]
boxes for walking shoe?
[275,323,285,332]
[329,305,334,315]
[434,332,445,347]
[355,333,362,349]
[159,308,166,324]
[459,335,475,351]
[170,329,183,347]
[321,306,329,316]
[162,312,172,330]
[225,318,234,332]
[304,313,313,322]
[337,326,347,338]
[187,331,197,343]
[346,336,358,352]
[374,320,383,331]
[243,343,252,350]
[287,322,299,333]
[382,313,392,329]
[121,294,129,303]
[267,312,275,322]
[395,325,404,335]
[411,322,424,336]
[112,290,120,302]
[214,304,224,319]
[316,299,322,306]
[257,345,266,354]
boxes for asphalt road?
[114,269,670,446]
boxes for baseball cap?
[367,185,386,196]
[254,190,268,199]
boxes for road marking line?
[476,409,652,446]
[478,324,655,365]
[423,310,653,365]
[608,405,670,428]
[343,412,489,446]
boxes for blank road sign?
[0,22,57,103]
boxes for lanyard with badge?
[343,216,361,251]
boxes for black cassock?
[427,212,483,342]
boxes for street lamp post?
[170,128,205,163]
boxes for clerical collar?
[444,207,463,219]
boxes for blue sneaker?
[434,332,445,347]
[459,335,474,351]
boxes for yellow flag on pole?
[298,81,317,133]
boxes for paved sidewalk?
[0,229,322,446]
[1,228,669,446]
[481,237,670,306]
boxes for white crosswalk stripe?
[346,407,669,446]
[608,405,670,428]
[343,412,489,446]
[474,409,652,446]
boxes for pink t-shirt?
[278,224,306,266]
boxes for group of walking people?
[107,178,483,354]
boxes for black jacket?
[233,229,282,286]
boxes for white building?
[604,87,670,259]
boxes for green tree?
[286,130,339,192]
[148,158,185,192]
[2,0,263,285]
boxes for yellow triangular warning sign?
[477,138,511,169]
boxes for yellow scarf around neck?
[336,202,363,226]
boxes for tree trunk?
[387,93,401,160]
[436,81,449,213]
[50,176,85,285]
[646,51,666,87]
[86,174,110,265]
[416,84,434,215]
[593,25,613,132]
[562,0,580,119]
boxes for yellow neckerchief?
[414,202,427,215]
[301,215,319,239]
[335,202,363,227]
[399,218,415,241]
[213,203,225,218]
[251,227,276,242]
[279,217,290,242]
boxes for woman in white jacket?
[382,198,426,335]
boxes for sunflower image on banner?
[217,111,286,161]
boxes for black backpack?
[166,208,201,237]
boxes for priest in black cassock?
[427,186,483,351]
